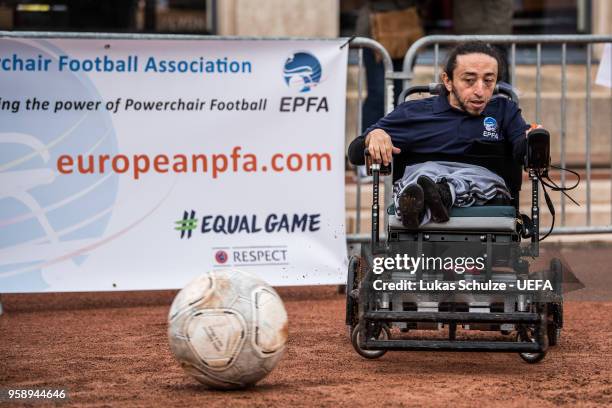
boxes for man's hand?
[526,123,543,136]
[365,129,401,166]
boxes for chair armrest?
[524,128,550,170]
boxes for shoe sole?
[418,176,450,223]
[398,185,424,229]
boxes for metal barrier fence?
[404,35,612,235]
[0,33,610,260]
[347,34,612,246]
[347,38,394,246]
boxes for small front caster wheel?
[517,329,547,364]
[351,323,390,359]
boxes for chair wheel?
[351,323,390,359]
[517,330,547,364]
[548,258,564,347]
[548,325,561,347]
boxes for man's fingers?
[379,145,387,164]
[372,145,381,163]
[365,131,395,164]
[381,142,398,164]
[368,144,377,162]
[381,143,390,165]
[370,144,382,163]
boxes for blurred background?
[0,0,610,234]
[0,0,607,38]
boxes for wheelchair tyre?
[548,326,562,347]
[550,258,563,294]
[517,304,548,364]
[517,331,547,364]
[547,302,563,347]
[345,256,362,339]
[548,258,564,347]
[351,323,390,359]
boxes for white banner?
[596,43,611,88]
[0,37,348,292]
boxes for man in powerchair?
[348,41,542,227]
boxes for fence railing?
[347,34,612,246]
[404,35,612,234]
[1,33,611,247]
[347,38,394,246]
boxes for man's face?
[442,53,498,115]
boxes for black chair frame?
[347,83,563,362]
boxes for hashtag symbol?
[175,210,198,239]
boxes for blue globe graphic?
[283,52,322,93]
[0,39,119,291]
[483,116,497,132]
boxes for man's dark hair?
[443,41,505,81]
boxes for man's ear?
[441,72,452,93]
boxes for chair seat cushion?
[448,206,516,218]
[388,205,517,232]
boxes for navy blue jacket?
[348,94,530,168]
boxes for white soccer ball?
[167,269,288,389]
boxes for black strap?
[535,165,580,241]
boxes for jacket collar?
[432,94,452,113]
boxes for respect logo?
[212,246,289,268]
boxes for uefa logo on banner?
[282,52,322,93]
[215,250,229,264]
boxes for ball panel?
[168,275,213,321]
[252,287,288,355]
[167,332,193,364]
[205,271,240,309]
[186,310,246,370]
[180,362,243,390]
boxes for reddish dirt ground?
[1,245,611,407]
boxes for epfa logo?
[483,117,497,131]
[482,116,499,140]
[282,52,322,93]
[280,52,329,113]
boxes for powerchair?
[346,83,564,363]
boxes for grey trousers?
[393,161,511,225]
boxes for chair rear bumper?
[363,339,543,352]
[364,311,540,324]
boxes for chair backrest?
[394,83,523,208]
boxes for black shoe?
[436,178,453,209]
[487,193,512,206]
[398,184,424,229]
[417,176,450,223]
